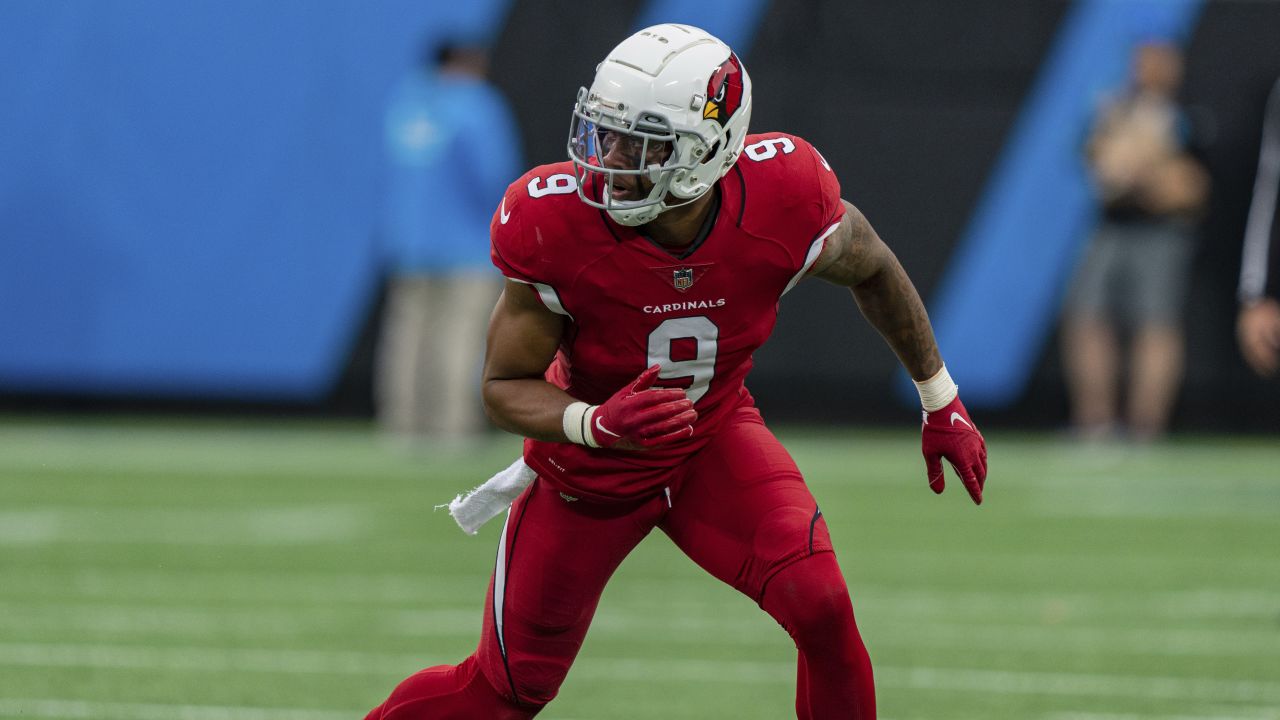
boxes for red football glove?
[588,365,697,450]
[921,395,987,504]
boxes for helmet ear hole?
[700,141,720,164]
[699,127,733,165]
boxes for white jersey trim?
[492,508,511,660]
[506,277,575,321]
[783,221,842,296]
[1240,78,1280,302]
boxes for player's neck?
[641,187,719,250]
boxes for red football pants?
[365,408,876,719]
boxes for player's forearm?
[850,260,943,382]
[482,378,577,443]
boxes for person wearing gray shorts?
[1061,41,1209,441]
[1066,220,1196,329]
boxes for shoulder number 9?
[528,173,577,198]
[744,137,795,161]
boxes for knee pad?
[762,552,856,643]
[490,605,589,706]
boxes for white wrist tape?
[562,401,601,448]
[913,364,958,412]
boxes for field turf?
[0,416,1277,719]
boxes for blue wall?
[0,0,507,399]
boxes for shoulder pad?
[490,162,612,285]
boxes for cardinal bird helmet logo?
[702,53,745,127]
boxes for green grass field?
[0,415,1277,720]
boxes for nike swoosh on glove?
[921,395,988,504]
[589,365,697,450]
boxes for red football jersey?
[490,132,844,501]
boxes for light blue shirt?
[383,71,521,272]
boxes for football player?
[365,23,987,720]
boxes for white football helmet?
[568,24,753,226]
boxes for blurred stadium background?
[1,1,1277,719]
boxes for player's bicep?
[808,200,891,287]
[483,279,566,383]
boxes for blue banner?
[0,0,510,399]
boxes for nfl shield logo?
[672,268,694,291]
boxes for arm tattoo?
[810,203,876,286]
[850,253,942,381]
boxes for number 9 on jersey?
[646,316,718,403]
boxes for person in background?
[377,36,522,445]
[1238,76,1280,378]
[1062,41,1209,442]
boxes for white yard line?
[0,506,372,546]
[4,566,1275,618]
[0,696,1271,720]
[0,698,356,720]
[1045,711,1280,720]
[0,642,1277,704]
[0,569,481,605]
[872,666,1280,704]
[0,601,368,637]
[849,586,1280,621]
[0,696,1272,720]
[0,600,1274,659]
[0,642,419,676]
[863,620,1280,657]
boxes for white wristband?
[913,364,958,412]
[562,401,600,448]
